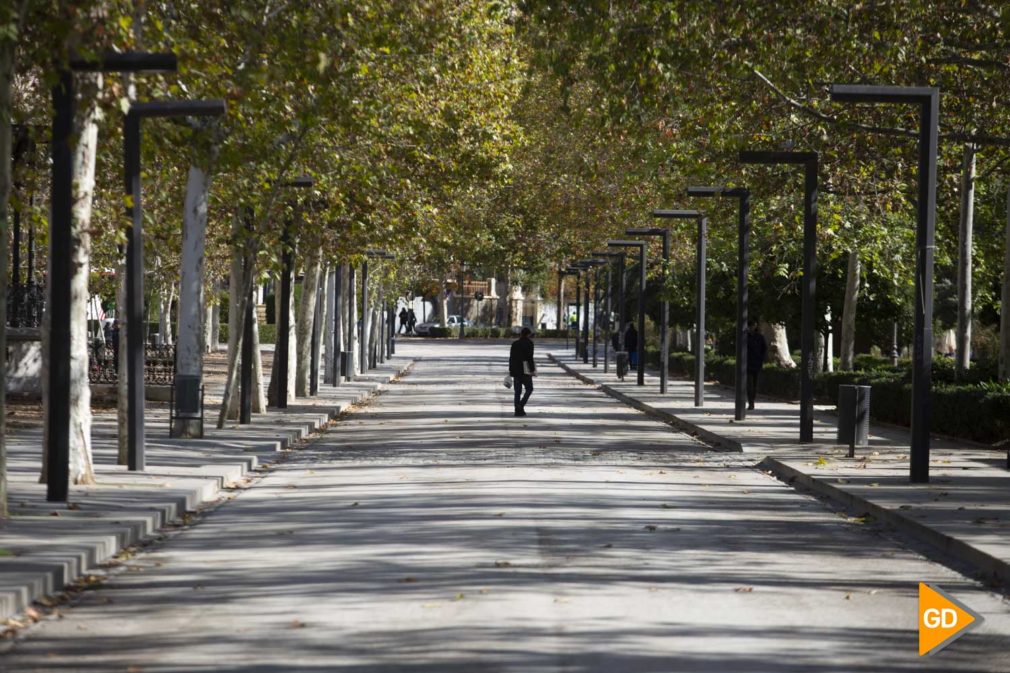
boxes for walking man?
[407,308,417,334]
[624,321,639,368]
[746,319,767,410]
[509,326,536,417]
[399,307,409,334]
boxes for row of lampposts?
[560,83,938,485]
[42,51,401,501]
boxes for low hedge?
[219,323,277,344]
[665,350,1010,444]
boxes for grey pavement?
[548,346,1010,589]
[2,340,1008,672]
[0,355,410,622]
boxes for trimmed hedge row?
[218,323,277,344]
[665,351,1010,444]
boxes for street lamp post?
[590,251,624,374]
[740,150,819,443]
[627,225,670,394]
[687,186,750,421]
[561,268,579,351]
[649,210,707,406]
[47,51,177,501]
[830,84,939,483]
[124,100,226,470]
[363,250,394,370]
[607,241,647,386]
[274,176,313,409]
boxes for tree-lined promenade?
[2,2,1010,668]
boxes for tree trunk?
[840,250,861,371]
[157,285,173,346]
[225,214,243,419]
[56,72,102,485]
[268,265,297,401]
[1001,187,1010,381]
[761,322,797,368]
[250,301,266,413]
[438,283,448,327]
[955,143,976,378]
[348,267,358,375]
[369,304,380,367]
[203,280,215,354]
[174,165,209,437]
[296,250,321,396]
[323,267,335,384]
[0,25,14,516]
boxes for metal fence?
[88,344,175,385]
[6,283,45,328]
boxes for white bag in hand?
[503,375,513,389]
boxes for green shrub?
[258,324,276,344]
[667,350,1009,443]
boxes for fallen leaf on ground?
[399,577,418,583]
[734,586,754,593]
[494,560,512,568]
[291,619,306,628]
[644,525,658,531]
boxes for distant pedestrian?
[399,307,409,334]
[509,327,536,416]
[624,322,639,367]
[746,319,767,410]
[407,308,417,334]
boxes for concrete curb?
[549,352,1010,588]
[548,353,742,453]
[759,456,1010,587]
[0,359,414,623]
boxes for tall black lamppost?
[740,150,819,442]
[650,210,707,407]
[590,251,624,373]
[830,84,939,483]
[47,51,177,502]
[559,267,578,350]
[363,249,393,370]
[626,225,669,394]
[124,99,226,471]
[607,241,647,386]
[687,186,750,421]
[571,266,583,360]
[273,176,314,409]
[582,259,606,367]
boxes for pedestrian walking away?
[399,307,409,334]
[624,321,639,368]
[509,326,536,416]
[746,319,767,410]
[407,308,417,334]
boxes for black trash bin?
[837,384,871,448]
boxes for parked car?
[413,315,471,335]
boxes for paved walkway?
[3,341,1008,672]
[548,347,1010,586]
[1,354,410,622]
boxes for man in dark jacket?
[746,319,767,410]
[624,322,639,367]
[398,307,409,334]
[509,327,536,416]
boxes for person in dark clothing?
[746,319,767,410]
[509,327,536,416]
[407,308,417,334]
[398,308,409,334]
[624,322,639,367]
